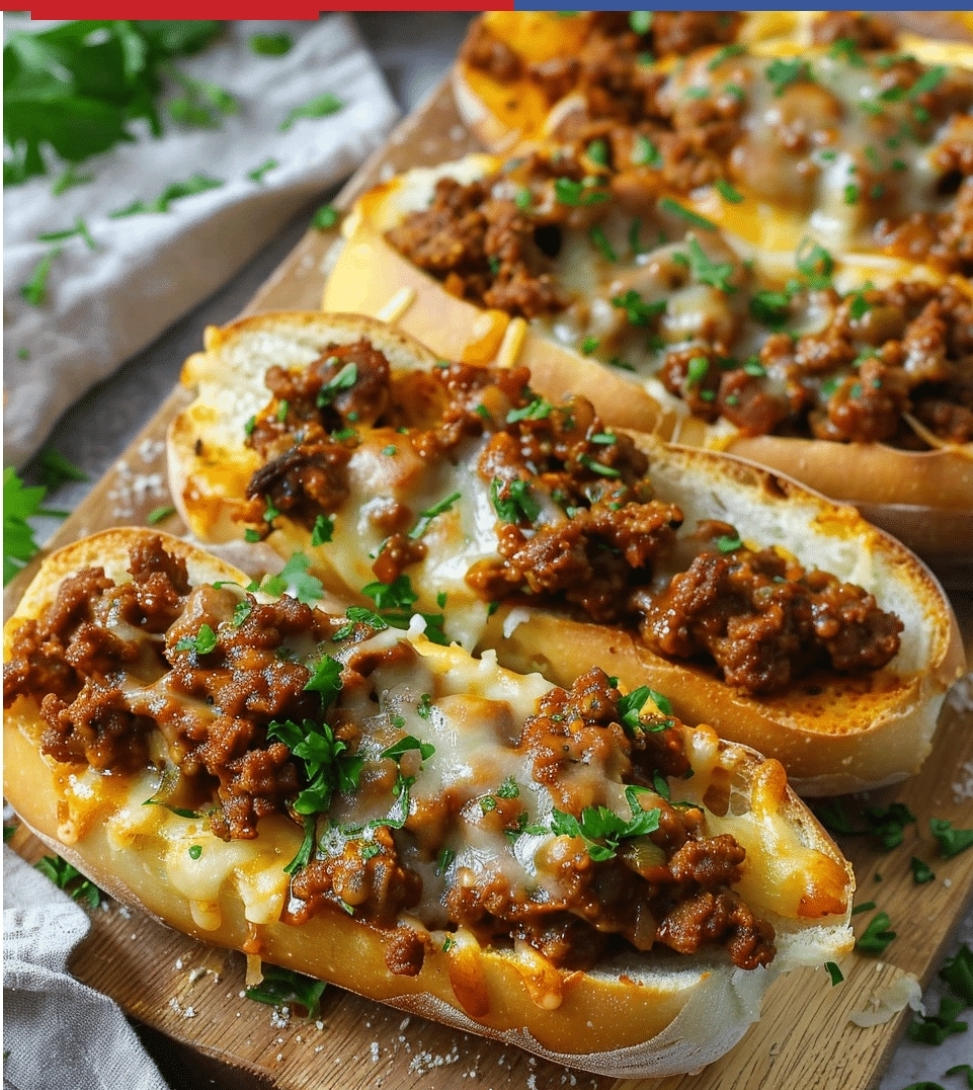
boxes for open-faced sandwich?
[322,149,973,563]
[167,313,963,794]
[455,11,973,262]
[3,529,856,1078]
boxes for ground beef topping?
[6,540,784,972]
[240,349,903,693]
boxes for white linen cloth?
[3,16,399,468]
[2,846,171,1090]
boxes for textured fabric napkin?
[3,16,399,468]
[2,846,172,1090]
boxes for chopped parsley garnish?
[551,787,661,861]
[316,362,357,407]
[249,32,292,55]
[246,158,276,183]
[312,204,340,230]
[231,600,253,628]
[709,43,746,70]
[589,225,617,262]
[824,962,844,986]
[269,717,362,816]
[35,855,103,909]
[714,178,743,204]
[658,197,716,231]
[436,847,455,876]
[673,237,735,293]
[175,624,218,656]
[930,818,973,859]
[4,467,51,584]
[146,504,176,525]
[796,239,834,289]
[906,996,968,1045]
[910,856,935,884]
[717,534,742,553]
[766,57,812,97]
[855,910,896,955]
[586,138,609,166]
[353,575,449,646]
[109,174,224,217]
[940,944,973,1005]
[261,552,324,606]
[479,795,497,813]
[188,845,203,859]
[849,293,871,320]
[507,396,553,423]
[685,356,709,388]
[617,685,673,734]
[553,176,610,207]
[496,777,520,799]
[577,453,620,478]
[908,65,947,99]
[416,693,433,720]
[280,92,344,133]
[491,477,541,524]
[21,248,61,306]
[828,38,864,66]
[611,289,666,327]
[363,574,417,612]
[38,447,89,490]
[304,654,343,705]
[38,216,97,250]
[628,11,652,35]
[245,965,327,1018]
[409,491,462,539]
[631,134,662,168]
[311,514,334,547]
[749,289,792,327]
[581,336,600,356]
[844,183,860,205]
[167,69,237,129]
[515,187,533,211]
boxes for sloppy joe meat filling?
[3,536,778,973]
[241,342,902,695]
[459,14,973,269]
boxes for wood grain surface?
[6,79,973,1090]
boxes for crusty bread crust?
[4,529,854,1078]
[322,165,973,563]
[168,312,964,794]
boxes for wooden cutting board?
[6,78,973,1090]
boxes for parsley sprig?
[245,965,327,1018]
[35,854,104,909]
[551,787,661,862]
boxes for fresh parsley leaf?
[717,534,742,553]
[245,965,327,1017]
[188,844,203,859]
[38,216,97,250]
[629,11,652,35]
[269,718,362,816]
[436,847,455,876]
[714,178,743,203]
[930,818,973,859]
[38,447,89,490]
[686,356,709,387]
[551,787,660,861]
[174,623,218,655]
[863,802,915,850]
[496,777,520,799]
[749,289,792,327]
[167,67,237,128]
[247,158,278,184]
[261,552,324,606]
[409,491,462,540]
[316,362,357,407]
[589,225,617,262]
[578,453,620,478]
[3,823,18,843]
[946,1065,973,1090]
[940,944,973,1004]
[311,514,334,547]
[312,203,340,230]
[21,248,60,306]
[585,138,609,166]
[109,173,223,217]
[381,735,436,764]
[855,910,896,955]
[249,33,292,56]
[612,289,666,327]
[51,165,94,195]
[617,685,673,733]
[824,961,844,986]
[581,336,599,356]
[515,187,533,211]
[280,92,343,133]
[766,57,812,97]
[490,477,540,524]
[507,397,553,424]
[553,176,610,207]
[303,655,343,707]
[35,855,103,909]
[796,238,834,289]
[631,134,663,168]
[658,197,716,231]
[910,856,935,884]
[709,44,746,70]
[4,467,48,584]
[362,574,418,613]
[146,504,176,525]
[673,237,735,293]
[906,996,968,1045]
